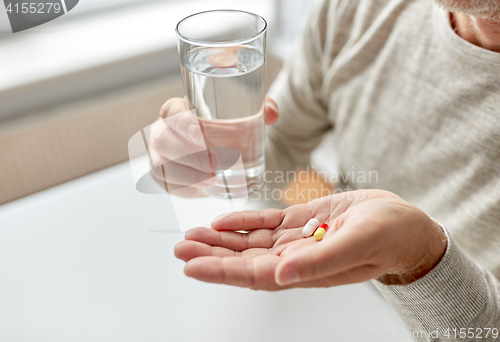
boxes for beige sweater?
[266,0,500,340]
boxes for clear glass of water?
[176,10,267,198]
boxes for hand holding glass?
[175,10,268,198]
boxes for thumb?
[159,97,203,142]
[264,96,279,125]
[274,228,368,286]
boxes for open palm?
[174,190,410,290]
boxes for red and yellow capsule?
[314,223,329,241]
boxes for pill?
[314,227,326,241]
[319,223,329,231]
[302,218,320,237]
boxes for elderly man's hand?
[148,96,279,198]
[174,190,447,290]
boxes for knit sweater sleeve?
[373,222,500,341]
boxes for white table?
[0,162,412,342]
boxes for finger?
[151,178,207,198]
[156,160,215,187]
[184,255,280,289]
[174,240,273,262]
[149,158,213,194]
[151,126,219,172]
[185,227,306,256]
[182,255,384,291]
[159,98,206,144]
[175,240,216,261]
[160,97,189,119]
[211,209,284,231]
[167,185,207,198]
[185,227,275,251]
[264,96,279,125]
[274,227,376,286]
[164,107,204,142]
[175,240,235,261]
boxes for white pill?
[302,218,320,237]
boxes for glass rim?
[175,9,267,47]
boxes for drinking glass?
[176,10,267,198]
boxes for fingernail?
[187,124,200,141]
[212,212,231,224]
[277,266,300,286]
[267,101,278,113]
